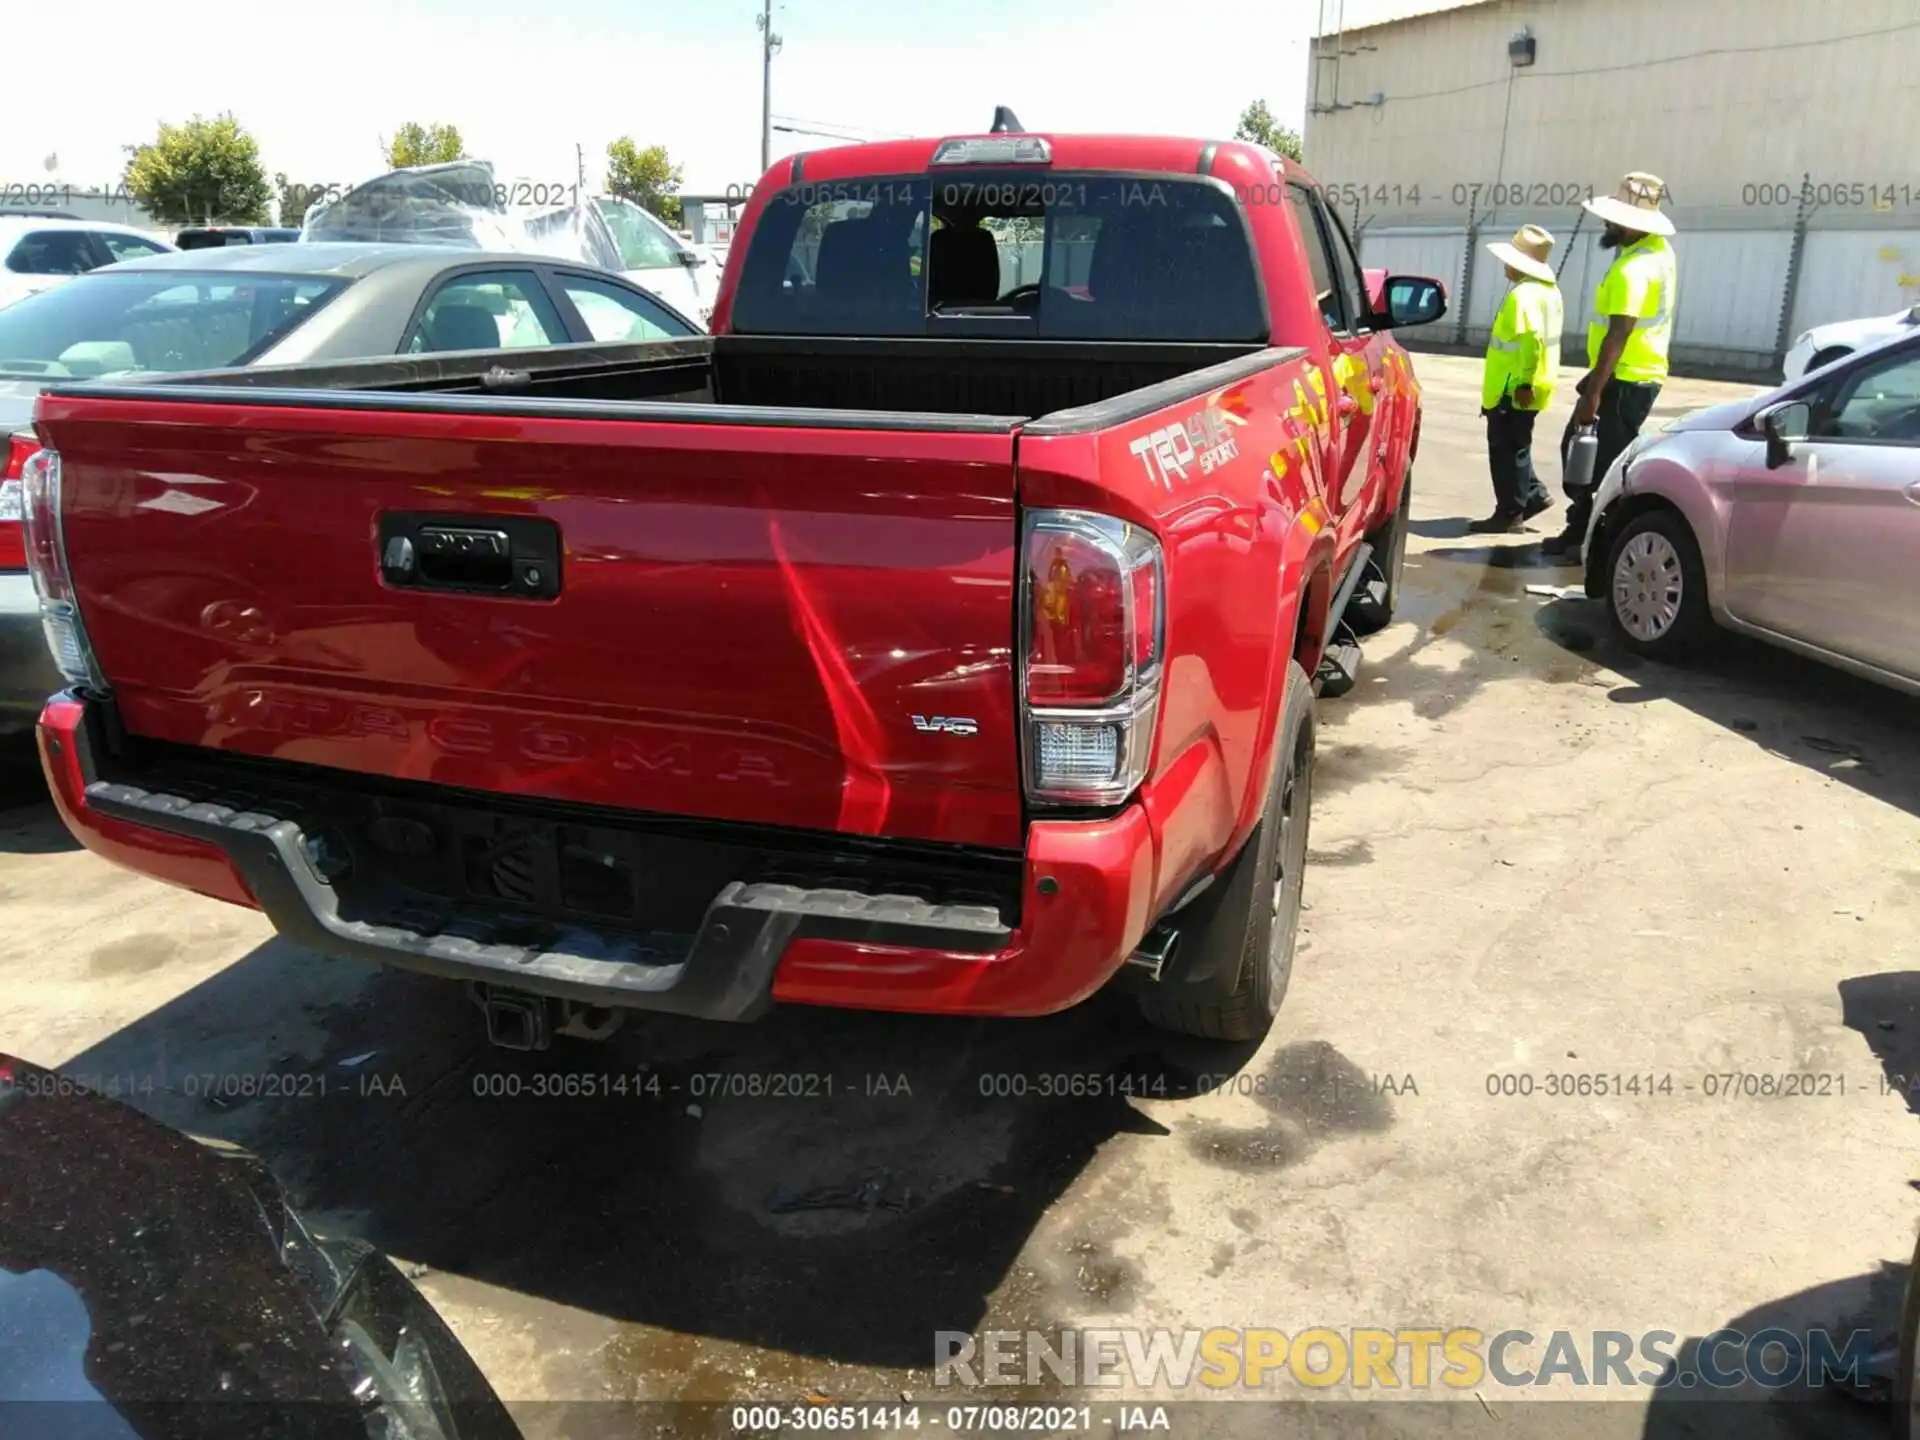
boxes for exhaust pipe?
[1126,925,1180,982]
[471,985,552,1051]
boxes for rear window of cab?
[731,172,1268,343]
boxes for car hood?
[0,1057,366,1436]
[1808,307,1920,347]
[304,160,623,273]
[1660,396,1764,434]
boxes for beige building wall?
[1303,0,1920,225]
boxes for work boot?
[1539,529,1582,558]
[1467,510,1525,534]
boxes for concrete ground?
[3,352,1918,1439]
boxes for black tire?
[1896,1223,1920,1439]
[1603,508,1714,661]
[1136,659,1315,1041]
[1346,468,1411,636]
[1808,345,1852,374]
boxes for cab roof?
[775,134,1310,186]
[96,241,547,280]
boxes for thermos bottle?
[1564,425,1600,492]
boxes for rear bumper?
[0,575,62,738]
[38,694,1158,1021]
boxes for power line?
[773,114,914,140]
[1330,17,1920,107]
[772,123,871,143]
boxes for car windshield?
[0,270,346,379]
[595,199,684,270]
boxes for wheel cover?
[1269,719,1315,985]
[1612,531,1684,642]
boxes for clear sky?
[9,0,1314,199]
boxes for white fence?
[818,207,1917,378]
[1355,207,1920,375]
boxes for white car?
[592,196,719,326]
[1783,301,1920,380]
[0,217,176,311]
[1582,329,1920,694]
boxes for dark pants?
[1484,399,1549,515]
[1559,378,1660,542]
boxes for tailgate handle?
[418,526,512,587]
[379,513,561,599]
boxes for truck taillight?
[1020,510,1164,806]
[21,447,109,692]
[0,433,35,571]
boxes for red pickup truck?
[26,126,1445,1045]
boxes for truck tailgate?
[36,394,1025,850]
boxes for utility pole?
[757,0,783,174]
[576,143,586,192]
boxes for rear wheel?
[1136,659,1315,1042]
[1604,509,1713,661]
[1346,469,1411,636]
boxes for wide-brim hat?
[1583,171,1676,236]
[1487,223,1556,283]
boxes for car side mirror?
[1363,266,1389,315]
[1376,275,1448,329]
[678,249,704,267]
[1760,399,1810,469]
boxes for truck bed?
[41,335,1298,868]
[129,334,1270,422]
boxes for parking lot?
[3,351,1916,1438]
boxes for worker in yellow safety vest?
[1471,224,1564,533]
[1542,172,1679,560]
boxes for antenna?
[990,106,1025,134]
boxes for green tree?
[272,172,316,228]
[383,122,466,169]
[120,114,271,226]
[1234,99,1304,162]
[605,137,684,225]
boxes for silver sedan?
[1582,329,1920,696]
[0,243,701,735]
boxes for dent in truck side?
[1018,343,1336,928]
[1185,148,1419,836]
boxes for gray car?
[1583,329,1920,696]
[0,243,700,735]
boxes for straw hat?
[1486,223,1557,283]
[1582,171,1676,236]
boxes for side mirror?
[1376,275,1448,329]
[1760,399,1811,469]
[1363,266,1389,315]
[678,249,704,268]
